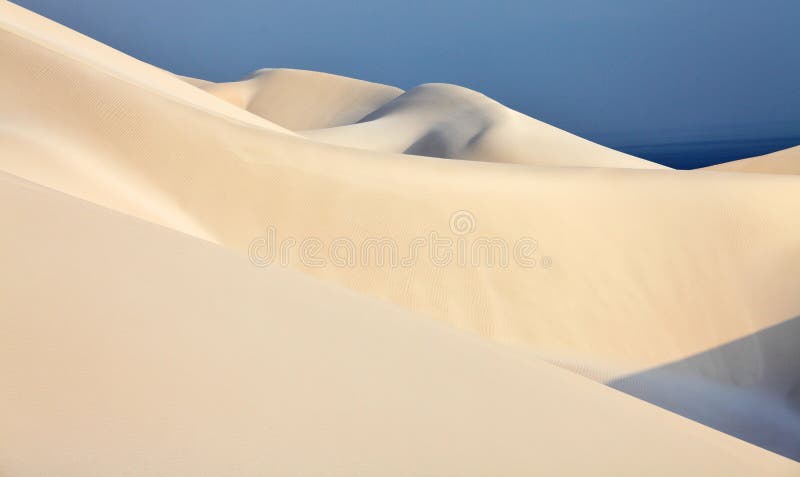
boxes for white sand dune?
[3,0,797,372]
[1,171,796,476]
[189,69,666,169]
[1,0,799,471]
[0,3,294,137]
[184,68,404,130]
[704,145,800,174]
[304,82,668,169]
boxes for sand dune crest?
[704,145,800,174]
[185,68,404,130]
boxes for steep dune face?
[2,172,795,476]
[0,2,293,136]
[185,68,404,130]
[2,0,800,466]
[306,83,667,169]
[704,146,800,174]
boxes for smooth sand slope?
[1,171,796,476]
[185,68,404,130]
[704,145,800,174]
[184,69,665,169]
[1,0,799,466]
[304,82,668,169]
[0,3,294,136]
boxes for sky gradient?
[12,0,800,168]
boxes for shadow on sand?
[609,316,800,460]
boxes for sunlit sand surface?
[1,1,798,473]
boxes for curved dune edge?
[703,146,800,175]
[304,82,668,169]
[183,68,405,130]
[1,1,799,464]
[0,172,796,476]
[0,1,295,136]
[182,70,666,169]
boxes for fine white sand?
[192,69,666,169]
[1,1,799,473]
[3,171,795,475]
[704,145,800,174]
[185,68,404,130]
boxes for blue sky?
[13,0,800,168]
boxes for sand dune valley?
[1,1,799,475]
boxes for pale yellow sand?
[304,82,670,169]
[0,1,294,136]
[185,68,404,130]
[704,145,800,174]
[189,69,666,169]
[3,0,798,372]
[0,171,796,476]
[1,0,799,469]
